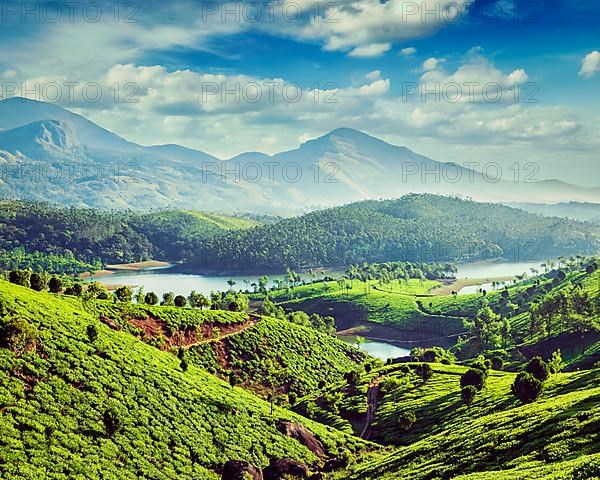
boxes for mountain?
[0,98,598,213]
[510,201,600,223]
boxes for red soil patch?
[127,315,257,351]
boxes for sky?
[0,0,599,185]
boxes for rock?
[222,460,263,480]
[277,421,326,459]
[263,459,309,480]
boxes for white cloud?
[365,70,382,81]
[399,47,417,56]
[294,0,474,51]
[422,57,443,71]
[348,43,391,57]
[579,51,600,78]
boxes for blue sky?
[0,0,598,185]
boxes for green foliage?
[512,372,543,403]
[0,280,362,478]
[548,350,565,374]
[526,356,550,382]
[145,291,159,305]
[113,285,133,303]
[48,275,62,293]
[460,368,486,391]
[461,385,477,406]
[187,195,600,270]
[397,412,416,432]
[188,317,367,400]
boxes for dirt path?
[182,318,258,350]
[360,376,383,440]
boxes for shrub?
[48,276,62,293]
[526,356,550,382]
[103,405,124,437]
[461,385,477,406]
[415,363,433,382]
[174,295,187,307]
[29,272,48,291]
[0,318,39,355]
[87,324,99,343]
[344,370,360,387]
[512,372,543,403]
[144,292,159,305]
[490,356,503,371]
[114,286,133,303]
[9,270,31,287]
[548,350,565,374]
[397,412,416,432]
[460,368,486,391]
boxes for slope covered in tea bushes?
[0,280,365,479]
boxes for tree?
[188,291,210,310]
[548,350,565,374]
[397,412,416,432]
[512,372,543,403]
[461,385,477,406]
[48,276,62,293]
[161,292,175,306]
[87,282,109,300]
[114,286,133,303]
[174,295,187,307]
[144,292,159,305]
[526,356,550,382]
[460,368,486,391]
[9,269,31,287]
[29,272,48,291]
[226,279,236,291]
[134,287,145,304]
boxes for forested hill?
[1,195,599,274]
[190,195,600,271]
[0,201,258,273]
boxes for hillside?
[88,300,370,402]
[320,363,600,480]
[189,194,600,271]
[0,201,258,273]
[0,280,366,479]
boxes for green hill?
[188,194,600,271]
[0,201,259,273]
[298,363,600,480]
[0,280,365,479]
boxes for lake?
[455,260,545,279]
[91,267,342,298]
[339,336,411,360]
[92,260,547,298]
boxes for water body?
[92,267,341,298]
[455,260,545,279]
[339,336,411,361]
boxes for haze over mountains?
[0,97,598,214]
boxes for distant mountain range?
[1,97,599,213]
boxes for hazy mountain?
[0,98,598,213]
[510,202,600,223]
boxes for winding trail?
[360,376,383,440]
